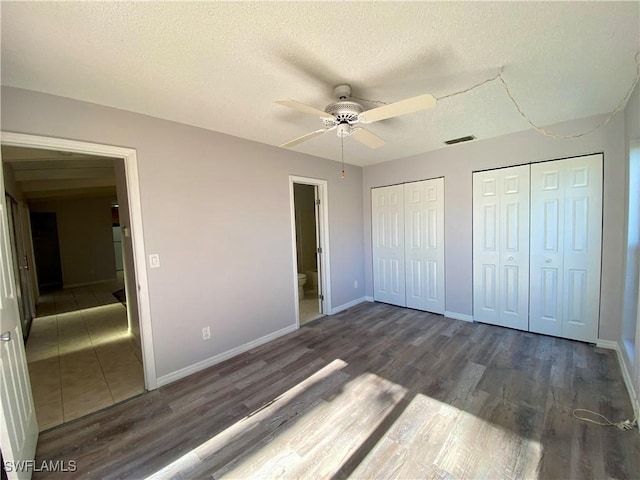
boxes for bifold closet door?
[473,165,530,330]
[529,154,603,343]
[404,178,445,314]
[372,185,406,306]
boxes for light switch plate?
[149,254,160,269]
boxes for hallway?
[26,281,144,431]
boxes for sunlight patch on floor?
[349,392,543,479]
[146,359,351,479]
[147,364,543,479]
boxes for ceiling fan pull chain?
[341,136,345,180]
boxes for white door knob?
[545,258,552,263]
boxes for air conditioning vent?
[444,135,476,145]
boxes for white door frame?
[0,131,157,390]
[289,176,331,324]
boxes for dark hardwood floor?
[33,302,639,479]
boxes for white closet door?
[530,154,602,342]
[404,178,445,314]
[473,166,530,330]
[529,162,564,336]
[372,185,406,306]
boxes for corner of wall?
[597,339,640,418]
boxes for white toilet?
[306,270,318,293]
[297,273,307,299]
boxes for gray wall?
[1,86,365,379]
[29,194,117,287]
[363,112,627,342]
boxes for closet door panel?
[498,166,530,330]
[473,166,529,329]
[372,185,406,306]
[405,178,445,314]
[561,155,602,342]
[530,163,564,336]
[473,172,502,325]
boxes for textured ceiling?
[1,2,639,167]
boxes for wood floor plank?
[31,303,640,479]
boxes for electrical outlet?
[354,280,358,288]
[202,326,211,340]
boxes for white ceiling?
[1,2,639,167]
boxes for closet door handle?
[545,258,552,263]
[507,256,514,261]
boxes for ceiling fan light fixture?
[337,123,351,138]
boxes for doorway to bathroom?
[289,176,330,325]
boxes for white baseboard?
[64,278,117,289]
[445,311,474,323]
[364,296,374,302]
[595,339,618,350]
[330,296,369,315]
[156,324,298,387]
[596,339,639,419]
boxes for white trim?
[596,339,640,419]
[289,176,332,324]
[156,324,298,387]
[330,296,369,315]
[0,132,158,390]
[365,296,374,302]
[445,311,474,323]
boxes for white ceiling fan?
[276,84,437,149]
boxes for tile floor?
[299,289,324,325]
[26,280,144,431]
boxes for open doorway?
[289,176,331,325]
[1,138,154,431]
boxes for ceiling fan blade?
[276,99,334,120]
[280,128,330,148]
[351,128,385,149]
[358,93,436,124]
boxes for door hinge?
[315,199,321,206]
[319,294,324,301]
[317,247,322,254]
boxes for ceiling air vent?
[444,135,476,145]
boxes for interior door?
[372,185,406,307]
[6,197,34,338]
[313,185,323,314]
[530,154,603,342]
[473,165,530,330]
[404,178,445,314]
[0,167,39,479]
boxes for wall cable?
[572,408,638,431]
[352,52,639,140]
[436,51,640,140]
[349,94,389,106]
